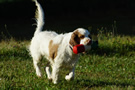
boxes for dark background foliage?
[0,0,135,40]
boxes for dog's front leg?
[51,64,60,84]
[65,66,75,81]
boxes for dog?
[29,0,92,84]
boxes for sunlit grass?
[0,35,135,89]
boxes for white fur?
[34,0,45,36]
[29,0,92,84]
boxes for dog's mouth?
[70,43,92,54]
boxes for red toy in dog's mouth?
[73,44,85,54]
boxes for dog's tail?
[33,0,45,36]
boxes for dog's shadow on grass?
[63,79,134,88]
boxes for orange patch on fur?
[49,40,59,60]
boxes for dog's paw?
[53,81,58,84]
[65,75,72,81]
[48,77,52,81]
[36,72,42,77]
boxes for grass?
[0,35,135,89]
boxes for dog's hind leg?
[45,66,52,80]
[45,63,52,80]
[33,54,42,77]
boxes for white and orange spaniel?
[29,0,92,84]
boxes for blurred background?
[0,0,135,40]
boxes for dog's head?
[69,28,92,51]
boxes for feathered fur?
[33,0,45,36]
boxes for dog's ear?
[69,30,80,47]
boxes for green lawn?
[0,35,135,89]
